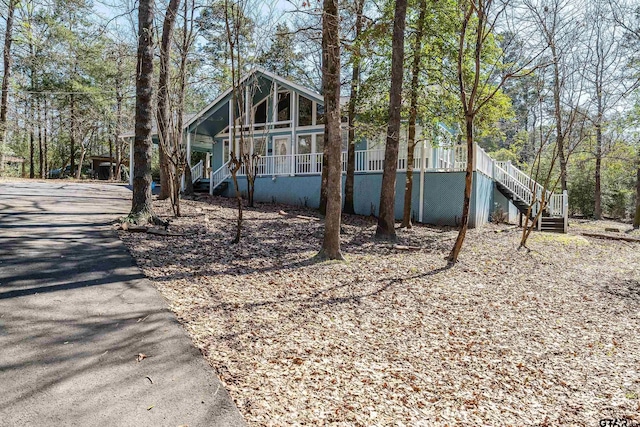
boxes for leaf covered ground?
[119,196,640,426]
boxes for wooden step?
[541,217,564,222]
[211,181,228,196]
[540,217,566,233]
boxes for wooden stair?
[211,181,228,196]
[494,172,567,234]
[539,216,565,233]
[193,178,210,193]
[495,180,533,218]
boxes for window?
[274,137,289,156]
[298,96,313,126]
[297,135,312,154]
[316,103,325,125]
[315,133,324,153]
[297,135,313,174]
[254,100,267,124]
[277,92,290,122]
[253,138,266,156]
[341,128,349,151]
[223,140,230,161]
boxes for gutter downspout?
[419,138,426,223]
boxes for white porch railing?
[475,145,494,178]
[548,191,568,218]
[191,160,204,183]
[254,155,292,176]
[295,153,324,174]
[203,143,568,229]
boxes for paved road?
[0,181,245,427]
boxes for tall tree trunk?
[448,2,479,264]
[551,43,568,193]
[179,0,194,197]
[343,0,365,215]
[157,0,181,200]
[129,0,156,222]
[38,99,43,178]
[115,76,124,181]
[29,105,34,179]
[76,145,86,180]
[634,148,640,229]
[401,0,426,228]
[376,0,408,240]
[70,94,76,175]
[319,135,329,215]
[0,0,15,173]
[448,116,474,262]
[594,123,602,219]
[44,98,48,177]
[317,0,344,260]
[109,137,114,180]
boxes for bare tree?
[448,0,546,263]
[376,0,408,240]
[525,0,586,193]
[519,79,561,247]
[157,0,182,200]
[401,0,427,228]
[580,0,632,219]
[224,0,247,243]
[75,126,98,180]
[343,0,365,215]
[635,146,640,228]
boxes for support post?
[245,86,250,126]
[419,139,426,223]
[129,137,133,186]
[290,92,296,176]
[471,142,477,172]
[272,82,278,123]
[563,189,568,233]
[186,131,192,167]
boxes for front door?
[273,137,289,174]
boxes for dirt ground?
[119,195,640,426]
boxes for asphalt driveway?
[0,181,244,427]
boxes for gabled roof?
[185,67,324,132]
[120,69,323,142]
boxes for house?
[0,155,25,177]
[126,68,568,231]
[88,153,129,180]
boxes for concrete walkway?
[0,181,245,427]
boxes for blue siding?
[421,172,466,226]
[226,175,322,208]
[470,171,494,228]
[212,139,224,170]
[222,169,493,228]
[493,187,518,223]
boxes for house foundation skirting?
[223,171,494,228]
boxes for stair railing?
[209,160,231,195]
[495,161,565,218]
[191,160,203,183]
[493,162,534,206]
